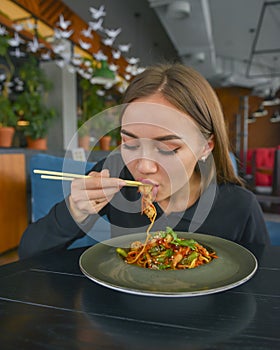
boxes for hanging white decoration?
[88,18,103,31]
[104,27,122,39]
[56,14,71,30]
[118,43,131,52]
[81,27,93,38]
[89,5,106,20]
[79,39,92,50]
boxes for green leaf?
[176,239,197,250]
[116,248,128,258]
[164,249,173,257]
[165,226,178,240]
[181,251,199,265]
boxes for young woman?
[19,63,269,259]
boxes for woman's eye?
[122,142,139,151]
[157,147,179,155]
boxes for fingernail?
[101,169,110,176]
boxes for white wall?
[42,61,78,152]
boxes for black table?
[0,244,279,350]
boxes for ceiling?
[62,0,280,94]
[148,0,280,93]
[1,0,279,93]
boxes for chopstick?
[40,175,81,181]
[33,169,90,179]
[33,169,147,187]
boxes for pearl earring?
[200,156,207,162]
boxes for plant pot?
[78,135,91,151]
[99,135,112,151]
[0,127,15,147]
[27,137,47,150]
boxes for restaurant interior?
[0,2,279,349]
[0,0,280,266]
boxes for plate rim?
[79,232,258,297]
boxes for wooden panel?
[215,87,280,150]
[0,13,53,50]
[0,154,28,253]
[11,0,129,74]
[12,0,102,57]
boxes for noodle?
[127,184,156,264]
[118,227,218,270]
[116,184,218,270]
[138,184,157,234]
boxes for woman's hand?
[69,169,125,223]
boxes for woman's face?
[121,94,211,205]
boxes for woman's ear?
[199,135,215,161]
[207,134,215,152]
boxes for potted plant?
[14,56,56,150]
[77,58,122,150]
[0,34,17,147]
[0,95,18,147]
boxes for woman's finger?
[73,173,125,191]
[69,169,125,222]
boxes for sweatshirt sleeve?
[18,195,103,259]
[18,159,108,259]
[18,153,132,259]
[18,199,83,259]
[240,196,271,245]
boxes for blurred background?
[0,0,279,263]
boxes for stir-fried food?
[116,227,218,270]
[116,183,217,270]
[138,183,157,232]
[122,183,157,264]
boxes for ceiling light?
[252,106,268,117]
[261,90,280,107]
[194,52,206,63]
[166,1,191,19]
[90,60,117,85]
[247,116,256,124]
[270,110,280,123]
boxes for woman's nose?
[136,157,158,174]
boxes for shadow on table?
[81,285,257,350]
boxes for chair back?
[265,221,280,245]
[29,153,111,248]
[272,149,280,196]
[30,153,94,222]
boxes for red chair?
[272,149,280,196]
[246,149,254,175]
[254,148,280,214]
[252,147,276,189]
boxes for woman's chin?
[155,194,170,206]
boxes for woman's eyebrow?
[121,129,182,141]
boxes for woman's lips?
[139,178,159,199]
[139,178,158,186]
[152,185,159,199]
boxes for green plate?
[79,232,258,297]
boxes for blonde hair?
[123,63,242,185]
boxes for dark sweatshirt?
[19,153,270,259]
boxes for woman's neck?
[157,172,201,215]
